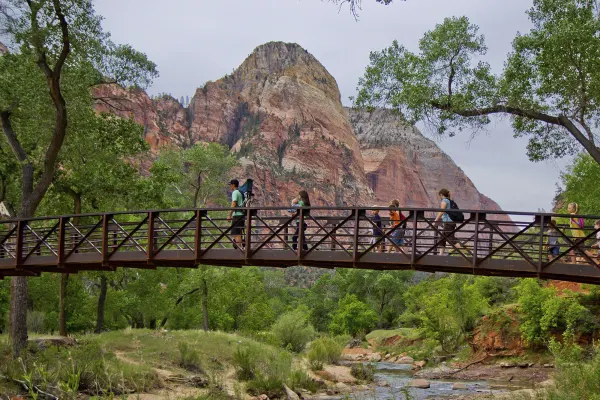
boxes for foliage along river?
[351,362,529,400]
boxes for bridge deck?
[1,207,599,284]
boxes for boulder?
[396,356,414,364]
[543,363,555,368]
[258,395,269,400]
[408,379,430,389]
[452,383,467,390]
[500,362,517,368]
[334,382,350,392]
[384,353,391,360]
[369,353,382,362]
[518,362,529,368]
[29,336,77,350]
[412,360,426,369]
[375,380,390,387]
[284,384,300,400]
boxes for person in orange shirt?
[388,202,406,253]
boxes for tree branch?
[430,101,600,164]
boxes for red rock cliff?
[94,42,503,212]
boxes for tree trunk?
[95,275,107,333]
[59,192,80,337]
[9,277,28,355]
[202,276,209,332]
[58,273,69,336]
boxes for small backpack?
[238,179,254,207]
[446,199,465,223]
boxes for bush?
[287,369,323,393]
[350,363,375,382]
[27,310,47,334]
[546,351,600,399]
[233,347,255,380]
[308,337,343,370]
[178,341,203,373]
[328,295,378,338]
[271,310,315,353]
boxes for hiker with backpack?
[433,188,464,256]
[388,200,406,253]
[227,179,245,250]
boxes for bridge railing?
[1,207,599,282]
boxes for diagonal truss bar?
[201,216,243,254]
[543,226,600,270]
[0,225,17,249]
[112,220,145,252]
[476,220,538,270]
[156,216,195,253]
[109,216,149,257]
[24,222,59,260]
[414,218,473,263]
[306,215,353,257]
[303,213,355,257]
[251,215,296,254]
[65,220,103,257]
[356,216,410,259]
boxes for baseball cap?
[228,179,239,186]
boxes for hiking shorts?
[231,215,245,236]
[549,246,560,256]
[440,222,457,247]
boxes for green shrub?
[287,369,323,393]
[546,351,600,400]
[350,363,375,382]
[328,295,378,338]
[308,337,343,370]
[233,347,255,380]
[27,310,47,334]
[271,310,315,353]
[178,341,203,373]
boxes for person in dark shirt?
[370,207,384,253]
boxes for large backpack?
[238,179,254,207]
[446,199,465,223]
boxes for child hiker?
[546,219,560,262]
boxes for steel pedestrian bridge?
[1,207,599,284]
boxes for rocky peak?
[232,41,341,104]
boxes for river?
[348,362,531,400]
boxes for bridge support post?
[410,211,423,267]
[15,220,24,270]
[101,214,112,267]
[194,210,207,264]
[57,217,68,267]
[245,209,257,261]
[353,209,365,266]
[147,211,157,265]
[297,208,305,263]
[537,214,545,275]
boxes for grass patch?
[350,363,375,383]
[307,337,343,370]
[366,328,415,342]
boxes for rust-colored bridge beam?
[1,207,600,284]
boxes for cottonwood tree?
[0,0,157,355]
[354,0,600,165]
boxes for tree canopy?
[354,0,600,165]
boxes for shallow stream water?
[349,362,530,400]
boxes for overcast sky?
[94,0,570,213]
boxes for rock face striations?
[95,41,503,211]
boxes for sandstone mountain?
[95,41,503,212]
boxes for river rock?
[369,353,382,362]
[500,362,517,368]
[543,363,555,368]
[518,362,529,368]
[409,379,430,389]
[397,356,414,364]
[384,353,391,360]
[412,360,426,369]
[375,380,390,387]
[452,383,467,390]
[334,382,350,392]
[284,384,300,400]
